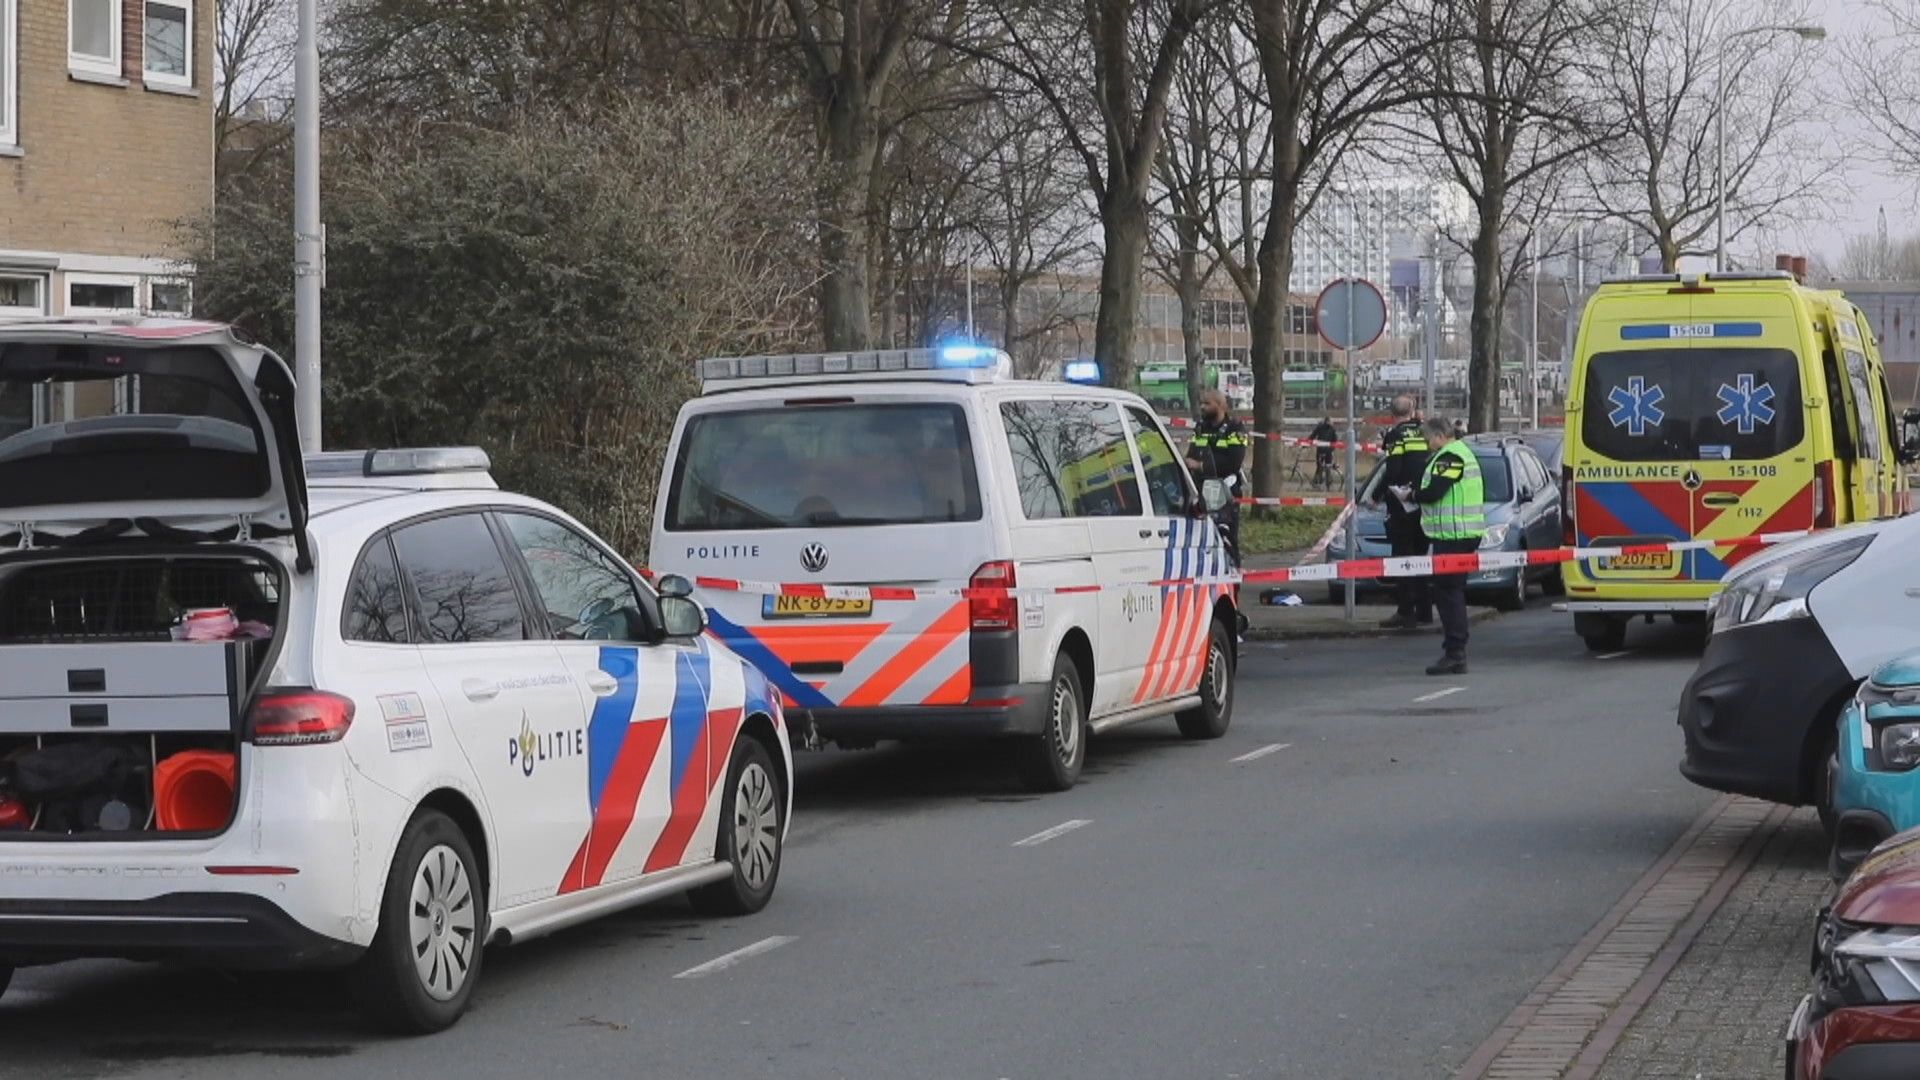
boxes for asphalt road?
[3,605,1719,1080]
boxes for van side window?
[391,513,527,645]
[1821,349,1857,460]
[999,400,1143,519]
[344,534,411,643]
[1842,347,1883,461]
[1124,406,1192,516]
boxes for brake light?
[1815,462,1836,529]
[970,561,1018,632]
[1561,465,1576,546]
[249,690,355,746]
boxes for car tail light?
[1815,461,1836,529]
[249,690,356,746]
[970,561,1018,632]
[1561,465,1576,546]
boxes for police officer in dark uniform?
[1377,395,1432,629]
[1186,389,1249,564]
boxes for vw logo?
[799,543,829,573]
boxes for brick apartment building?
[0,0,213,319]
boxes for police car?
[0,319,792,1033]
[652,346,1241,791]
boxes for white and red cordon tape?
[1160,415,1384,453]
[669,530,1811,601]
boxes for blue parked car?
[1832,651,1920,876]
[1325,433,1565,611]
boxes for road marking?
[1229,742,1292,764]
[672,935,797,979]
[1013,819,1092,847]
[1412,687,1464,704]
[1595,650,1634,660]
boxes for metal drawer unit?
[0,642,245,734]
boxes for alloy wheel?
[409,844,478,1002]
[734,761,780,890]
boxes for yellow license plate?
[763,595,874,619]
[1597,551,1675,572]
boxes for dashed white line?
[1595,650,1635,661]
[672,935,797,979]
[1229,742,1292,764]
[1013,819,1092,847]
[1412,686,1465,703]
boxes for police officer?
[1186,389,1249,564]
[1376,395,1432,630]
[1394,417,1485,675]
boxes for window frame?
[147,277,192,315]
[0,0,17,146]
[68,0,122,79]
[142,0,191,87]
[998,396,1146,522]
[0,271,45,319]
[64,272,139,315]
[339,530,416,646]
[490,508,663,644]
[1123,405,1197,517]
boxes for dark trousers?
[1429,537,1480,657]
[1212,502,1241,566]
[1386,518,1430,619]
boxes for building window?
[0,273,44,317]
[148,280,191,315]
[143,0,190,86]
[0,0,16,145]
[66,273,138,314]
[69,0,121,77]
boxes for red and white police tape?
[662,530,1811,601]
[1237,495,1348,507]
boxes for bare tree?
[1848,0,1920,181]
[1586,0,1833,272]
[1836,231,1920,283]
[1407,0,1614,433]
[216,0,294,184]
[977,0,1214,391]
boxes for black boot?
[1425,653,1467,676]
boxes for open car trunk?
[0,550,283,839]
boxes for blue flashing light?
[1063,359,1101,384]
[937,344,993,368]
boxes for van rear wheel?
[1016,654,1086,792]
[1576,614,1627,653]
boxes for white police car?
[0,319,792,1033]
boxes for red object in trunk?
[0,797,29,830]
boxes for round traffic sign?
[1314,278,1388,351]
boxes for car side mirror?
[1199,479,1231,514]
[656,573,695,599]
[1517,487,1534,503]
[578,597,616,627]
[1902,408,1920,464]
[659,595,706,638]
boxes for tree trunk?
[1000,277,1023,366]
[818,95,877,350]
[1468,211,1503,434]
[1248,202,1297,497]
[1176,227,1204,413]
[1657,232,1680,272]
[1096,192,1149,390]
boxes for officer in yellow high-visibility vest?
[1399,417,1485,675]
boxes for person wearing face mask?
[1185,389,1249,563]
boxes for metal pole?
[1714,41,1727,273]
[1425,236,1438,414]
[1529,236,1540,428]
[1343,282,1357,623]
[292,0,322,452]
[965,259,975,339]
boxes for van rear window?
[666,403,982,530]
[1580,349,1804,462]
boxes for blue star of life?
[1607,376,1666,437]
[1715,374,1776,435]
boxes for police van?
[1561,271,1912,652]
[650,347,1242,791]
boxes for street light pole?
[1715,23,1826,273]
[293,0,322,452]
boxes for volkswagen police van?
[1560,272,1910,652]
[650,347,1242,792]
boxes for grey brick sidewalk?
[1591,810,1829,1080]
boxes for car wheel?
[1815,728,1840,839]
[1176,620,1236,740]
[689,737,785,917]
[349,809,485,1035]
[1016,653,1087,792]
[1575,614,1627,653]
[1492,567,1527,612]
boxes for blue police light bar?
[937,344,994,367]
[1063,359,1101,384]
[700,347,1013,389]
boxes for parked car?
[1790,827,1920,1078]
[1828,651,1920,876]
[0,319,794,1034]
[1325,434,1564,611]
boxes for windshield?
[0,343,268,510]
[666,402,983,530]
[1581,348,1804,462]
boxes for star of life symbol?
[1715,374,1776,435]
[1607,376,1666,437]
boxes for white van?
[650,347,1242,791]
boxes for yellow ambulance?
[1561,271,1914,652]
